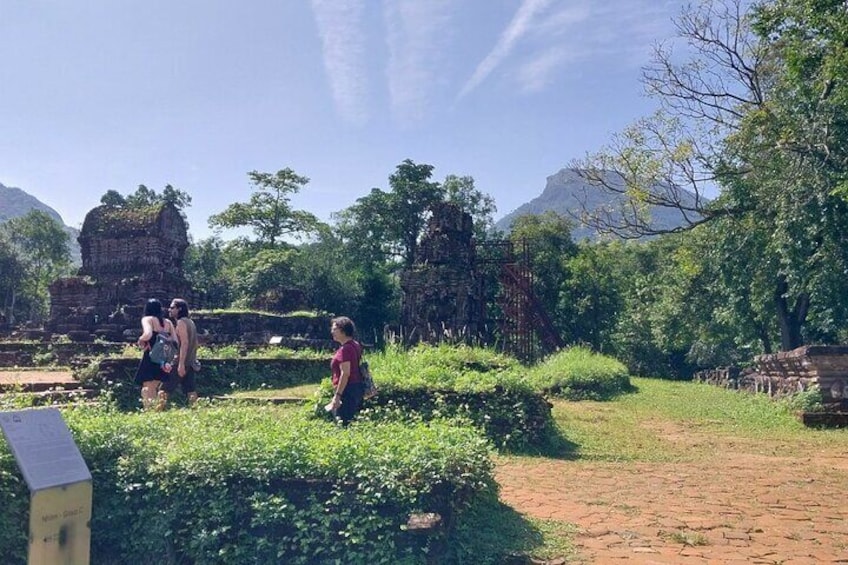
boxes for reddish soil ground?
[495,423,848,564]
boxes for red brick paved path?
[496,435,848,563]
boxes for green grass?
[225,384,319,399]
[115,343,328,360]
[547,377,848,462]
[664,530,710,546]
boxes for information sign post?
[0,408,92,565]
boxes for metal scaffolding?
[477,239,563,362]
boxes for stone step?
[798,411,848,427]
[0,370,78,393]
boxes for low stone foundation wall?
[694,345,848,407]
[756,345,848,403]
[0,334,335,369]
[192,312,332,345]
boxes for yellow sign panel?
[29,480,92,565]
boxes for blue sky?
[1,0,683,240]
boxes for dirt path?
[496,425,848,564]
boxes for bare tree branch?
[571,0,763,238]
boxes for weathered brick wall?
[756,345,848,403]
[81,237,184,279]
[48,273,196,338]
[77,204,188,279]
[48,203,196,339]
[694,345,848,406]
[192,312,332,345]
[0,342,126,367]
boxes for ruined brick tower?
[47,203,196,340]
[399,202,484,344]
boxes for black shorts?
[161,366,197,395]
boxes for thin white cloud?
[383,0,455,125]
[533,4,592,38]
[516,47,574,93]
[586,0,676,63]
[509,0,679,94]
[309,0,369,125]
[457,0,554,100]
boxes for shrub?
[0,404,495,564]
[365,343,522,393]
[524,346,632,400]
[32,350,56,367]
[316,344,556,451]
[781,388,825,413]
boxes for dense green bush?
[314,345,632,450]
[315,344,557,451]
[525,346,632,400]
[353,343,523,393]
[780,388,825,413]
[0,447,27,559]
[0,404,494,564]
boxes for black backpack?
[149,333,178,365]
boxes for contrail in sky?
[458,0,553,100]
[310,0,369,125]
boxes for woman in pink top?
[328,316,365,424]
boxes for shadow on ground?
[444,490,573,564]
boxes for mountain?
[0,182,81,263]
[495,168,704,240]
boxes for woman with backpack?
[133,298,175,410]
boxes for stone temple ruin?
[46,203,197,341]
[399,202,563,361]
[696,345,848,410]
[400,203,484,344]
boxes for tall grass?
[525,346,632,400]
[368,343,524,392]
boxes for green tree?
[574,0,848,351]
[1,210,72,322]
[99,189,126,207]
[559,241,626,352]
[290,234,359,316]
[336,160,444,267]
[335,161,499,269]
[0,235,25,326]
[208,169,323,246]
[184,237,233,308]
[442,174,498,239]
[100,184,192,210]
[227,247,298,309]
[508,212,578,342]
[293,233,399,343]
